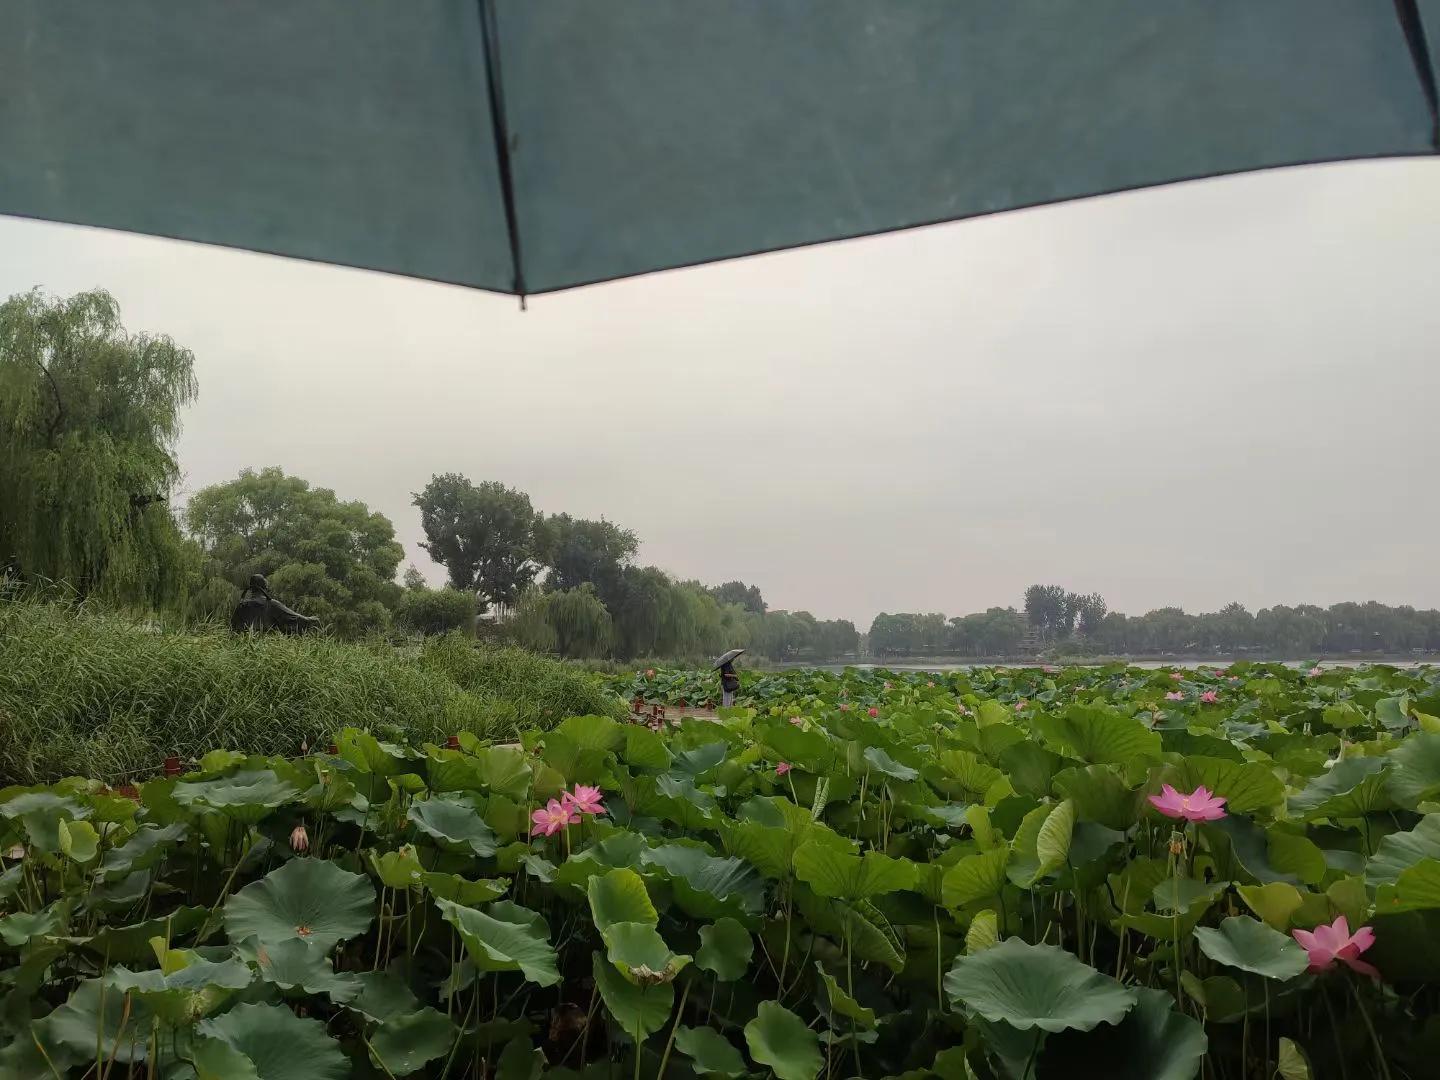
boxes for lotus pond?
[3,663,1440,1078]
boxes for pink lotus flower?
[289,824,309,853]
[1014,700,1027,712]
[957,704,970,716]
[563,784,607,816]
[1165,691,1185,702]
[1199,690,1219,704]
[926,681,935,688]
[644,668,656,677]
[1228,676,1240,683]
[867,707,879,718]
[776,762,792,776]
[789,716,804,727]
[1308,666,1324,677]
[1170,671,1184,680]
[1043,665,1058,674]
[839,703,851,712]
[883,681,892,690]
[531,798,580,837]
[1148,784,1227,822]
[1292,916,1377,977]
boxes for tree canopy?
[413,474,541,607]
[0,288,196,604]
[537,514,638,595]
[711,580,767,615]
[185,467,403,637]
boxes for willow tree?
[0,288,197,602]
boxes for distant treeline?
[869,588,1440,658]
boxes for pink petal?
[1291,929,1318,951]
[1340,955,1380,978]
[1347,926,1375,954]
[1191,786,1212,801]
[1331,915,1351,940]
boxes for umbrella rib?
[1394,0,1440,149]
[478,0,528,304]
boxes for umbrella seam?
[478,0,528,304]
[1393,0,1440,149]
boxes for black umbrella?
[2,3,1437,300]
[714,649,747,670]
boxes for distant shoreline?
[777,652,1440,670]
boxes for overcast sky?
[3,158,1437,627]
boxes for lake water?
[784,659,1437,673]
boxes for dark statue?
[230,574,320,635]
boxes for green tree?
[185,467,404,637]
[711,580,767,615]
[538,514,638,595]
[413,474,542,606]
[544,583,614,658]
[0,288,197,603]
[397,586,475,637]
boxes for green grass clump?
[412,634,628,732]
[0,602,619,784]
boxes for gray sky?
[3,158,1437,627]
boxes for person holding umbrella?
[715,648,745,708]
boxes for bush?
[0,602,620,783]
[412,634,627,732]
[396,586,475,637]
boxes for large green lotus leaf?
[1287,757,1391,820]
[674,1025,748,1078]
[495,1035,545,1080]
[422,871,508,906]
[936,750,1005,798]
[424,747,486,794]
[758,725,835,772]
[863,746,919,781]
[1385,735,1440,809]
[197,1002,348,1080]
[641,844,765,918]
[724,808,852,881]
[1193,916,1308,980]
[1164,757,1283,815]
[555,713,625,752]
[1322,703,1370,731]
[1152,878,1228,915]
[0,791,86,820]
[82,906,209,965]
[370,846,425,889]
[224,858,376,950]
[191,1036,262,1079]
[1366,910,1440,980]
[945,939,1137,1033]
[1034,800,1075,882]
[588,868,658,932]
[336,729,411,777]
[99,822,188,880]
[793,845,915,901]
[1237,883,1305,930]
[407,795,497,857]
[624,725,673,770]
[601,921,691,984]
[1205,817,1309,887]
[346,971,422,1023]
[1053,765,1141,830]
[173,770,299,824]
[1376,694,1412,732]
[470,746,535,801]
[999,742,1069,798]
[696,917,753,981]
[1034,706,1162,765]
[1006,804,1050,888]
[744,1000,824,1080]
[813,963,876,1027]
[591,950,673,1041]
[1375,858,1440,913]
[539,731,610,784]
[942,849,1010,908]
[106,955,254,1025]
[966,910,1000,955]
[33,977,157,1065]
[1035,987,1207,1080]
[1367,814,1440,888]
[236,936,360,1002]
[552,832,649,891]
[57,818,99,863]
[435,898,560,986]
[0,901,68,946]
[368,1007,457,1076]
[0,863,23,902]
[1276,1038,1314,1080]
[791,889,904,972]
[670,741,731,778]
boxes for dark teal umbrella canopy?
[1,1,1436,298]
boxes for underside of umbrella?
[1,1,1436,298]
